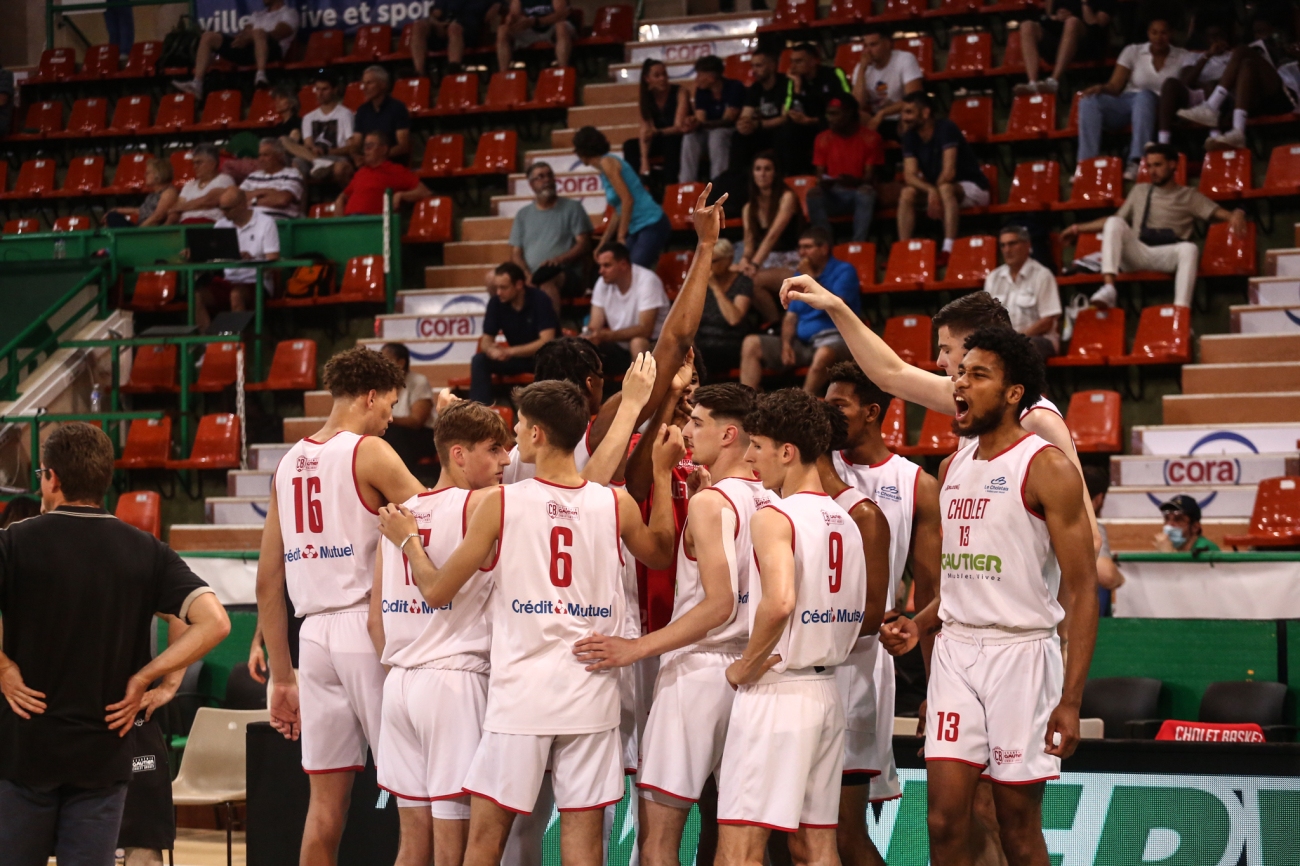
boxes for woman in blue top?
[573,125,672,270]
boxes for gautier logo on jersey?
[942,552,1003,575]
[801,607,865,624]
[295,455,319,472]
[382,597,451,614]
[284,543,355,562]
[877,484,902,502]
[546,501,580,521]
[511,599,614,617]
[983,476,1010,494]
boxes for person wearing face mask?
[1155,494,1219,553]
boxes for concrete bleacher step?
[1100,519,1249,552]
[169,524,263,552]
[1265,248,1300,277]
[551,124,640,150]
[461,216,515,242]
[636,12,771,42]
[567,103,642,128]
[377,312,484,340]
[1198,333,1300,364]
[491,191,607,219]
[444,240,514,266]
[357,338,478,385]
[1163,392,1300,425]
[207,496,269,525]
[1130,422,1300,455]
[508,169,604,196]
[1101,484,1259,519]
[581,82,640,105]
[284,417,327,442]
[523,147,621,173]
[397,288,490,314]
[1248,276,1300,306]
[1230,305,1300,335]
[228,470,274,497]
[610,60,694,82]
[249,442,292,471]
[426,264,494,288]
[1109,452,1300,487]
[304,390,331,416]
[1182,362,1300,394]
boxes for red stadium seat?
[115,41,162,78]
[77,44,120,80]
[1223,477,1300,549]
[656,250,694,300]
[785,175,816,219]
[523,67,576,108]
[170,150,196,188]
[106,152,151,193]
[924,0,980,17]
[933,31,991,78]
[193,341,242,392]
[0,163,8,195]
[59,97,109,136]
[485,71,529,110]
[991,27,1033,74]
[1198,149,1252,200]
[947,94,993,143]
[102,94,153,135]
[1246,144,1300,197]
[247,340,317,391]
[834,242,877,291]
[990,161,1061,213]
[1049,91,1082,139]
[193,89,242,130]
[835,41,866,74]
[454,130,517,175]
[1136,151,1187,186]
[54,156,106,197]
[166,414,240,470]
[1049,307,1125,367]
[881,398,907,452]
[288,29,345,68]
[309,202,338,218]
[883,315,938,370]
[346,24,392,61]
[150,92,196,131]
[431,73,480,114]
[122,344,179,394]
[1065,390,1122,453]
[883,239,936,291]
[828,0,874,22]
[392,77,431,115]
[420,134,466,177]
[927,235,996,289]
[581,5,635,44]
[114,418,172,470]
[343,82,366,112]
[53,215,94,232]
[1109,304,1190,365]
[724,54,755,86]
[298,83,319,115]
[768,0,817,28]
[403,198,453,243]
[238,89,280,127]
[991,92,1056,141]
[896,409,958,456]
[328,256,386,302]
[879,0,927,21]
[663,183,705,231]
[31,48,75,83]
[116,491,162,538]
[1,159,57,199]
[1054,157,1124,210]
[3,219,41,234]
[12,101,64,139]
[896,35,935,74]
[130,271,185,312]
[1199,222,1256,277]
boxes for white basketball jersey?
[752,492,867,680]
[832,451,919,611]
[939,434,1065,633]
[276,432,380,617]
[502,421,593,484]
[378,487,493,671]
[483,478,625,735]
[669,476,771,653]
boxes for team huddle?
[254,188,1099,866]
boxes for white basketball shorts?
[298,609,386,774]
[377,666,489,818]
[462,728,624,814]
[636,651,740,805]
[836,638,881,779]
[924,630,1064,784]
[717,675,845,831]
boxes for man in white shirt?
[197,187,280,330]
[174,0,298,93]
[585,242,669,378]
[284,72,355,184]
[240,138,304,220]
[983,225,1062,358]
[850,31,924,137]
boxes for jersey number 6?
[828,531,843,593]
[291,476,323,534]
[550,526,573,587]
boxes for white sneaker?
[1123,161,1139,182]
[1013,80,1039,95]
[1206,128,1246,151]
[172,79,202,98]
[254,70,269,87]
[1037,77,1059,93]
[1090,284,1118,308]
[1177,103,1220,128]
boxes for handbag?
[1137,185,1179,246]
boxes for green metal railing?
[1115,552,1300,562]
[0,261,109,401]
[0,410,164,493]
[46,0,197,51]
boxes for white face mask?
[1163,524,1187,549]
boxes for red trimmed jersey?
[630,438,695,633]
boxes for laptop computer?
[188,227,242,263]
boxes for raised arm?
[583,352,656,485]
[379,489,503,609]
[618,424,685,569]
[726,507,795,686]
[625,350,692,502]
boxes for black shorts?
[217,33,284,66]
[117,716,175,851]
[1038,17,1109,64]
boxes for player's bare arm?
[378,488,502,609]
[582,352,656,485]
[781,274,954,411]
[727,507,796,687]
[1026,446,1099,760]
[367,545,386,659]
[910,470,942,672]
[880,457,951,660]
[618,424,685,569]
[1021,407,1103,553]
[254,485,301,740]
[851,498,892,639]
[625,350,693,502]
[355,434,427,509]
[575,488,736,670]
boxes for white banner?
[1235,307,1300,334]
[1249,277,1300,306]
[378,313,485,340]
[1132,423,1300,456]
[1111,453,1298,487]
[398,290,490,316]
[1101,485,1259,519]
[182,555,257,605]
[1114,559,1300,618]
[627,36,755,65]
[637,16,770,43]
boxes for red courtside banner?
[1155,720,1267,742]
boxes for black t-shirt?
[0,506,211,789]
[483,286,560,347]
[355,96,411,148]
[901,118,989,189]
[698,274,755,349]
[269,111,300,142]
[790,65,850,120]
[745,73,792,120]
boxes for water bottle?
[90,383,102,414]
[53,239,66,260]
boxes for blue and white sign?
[196,0,440,35]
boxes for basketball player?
[254,347,426,864]
[715,389,869,866]
[367,402,513,866]
[813,399,909,866]
[376,380,685,866]
[880,329,1098,866]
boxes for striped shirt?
[241,167,303,220]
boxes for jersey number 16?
[291,476,323,534]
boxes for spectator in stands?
[1157,19,1234,146]
[1083,466,1125,616]
[174,0,299,93]
[470,262,560,404]
[286,72,355,184]
[739,226,857,394]
[411,0,498,77]
[850,30,924,138]
[696,238,754,382]
[624,58,689,183]
[1078,17,1191,179]
[349,66,412,170]
[0,497,39,529]
[1154,493,1219,552]
[240,138,303,220]
[781,42,851,175]
[807,93,884,243]
[266,84,301,143]
[734,47,792,171]
[1062,143,1245,307]
[195,187,280,331]
[573,126,672,269]
[105,158,177,228]
[1177,10,1300,151]
[1015,0,1116,96]
[680,55,745,184]
[585,242,669,377]
[898,92,990,267]
[169,143,234,225]
[334,131,431,216]
[0,63,13,137]
[497,0,575,71]
[983,225,1062,359]
[508,161,593,314]
[740,151,804,323]
[380,343,446,468]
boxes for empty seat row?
[765,0,1041,29]
[121,340,316,395]
[128,256,395,314]
[114,413,242,471]
[1051,305,1192,367]
[417,132,518,178]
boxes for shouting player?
[880,329,1098,866]
[716,389,869,866]
[367,402,513,866]
[255,347,426,863]
[377,380,684,866]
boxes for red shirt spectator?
[813,122,885,180]
[335,130,430,216]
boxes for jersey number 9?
[828,531,843,593]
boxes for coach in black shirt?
[779,42,851,175]
[0,423,229,866]
[350,64,412,167]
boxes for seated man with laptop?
[194,187,280,331]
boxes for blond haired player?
[377,379,683,866]
[367,402,512,866]
[716,389,869,866]
[255,346,426,863]
[880,329,1097,866]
